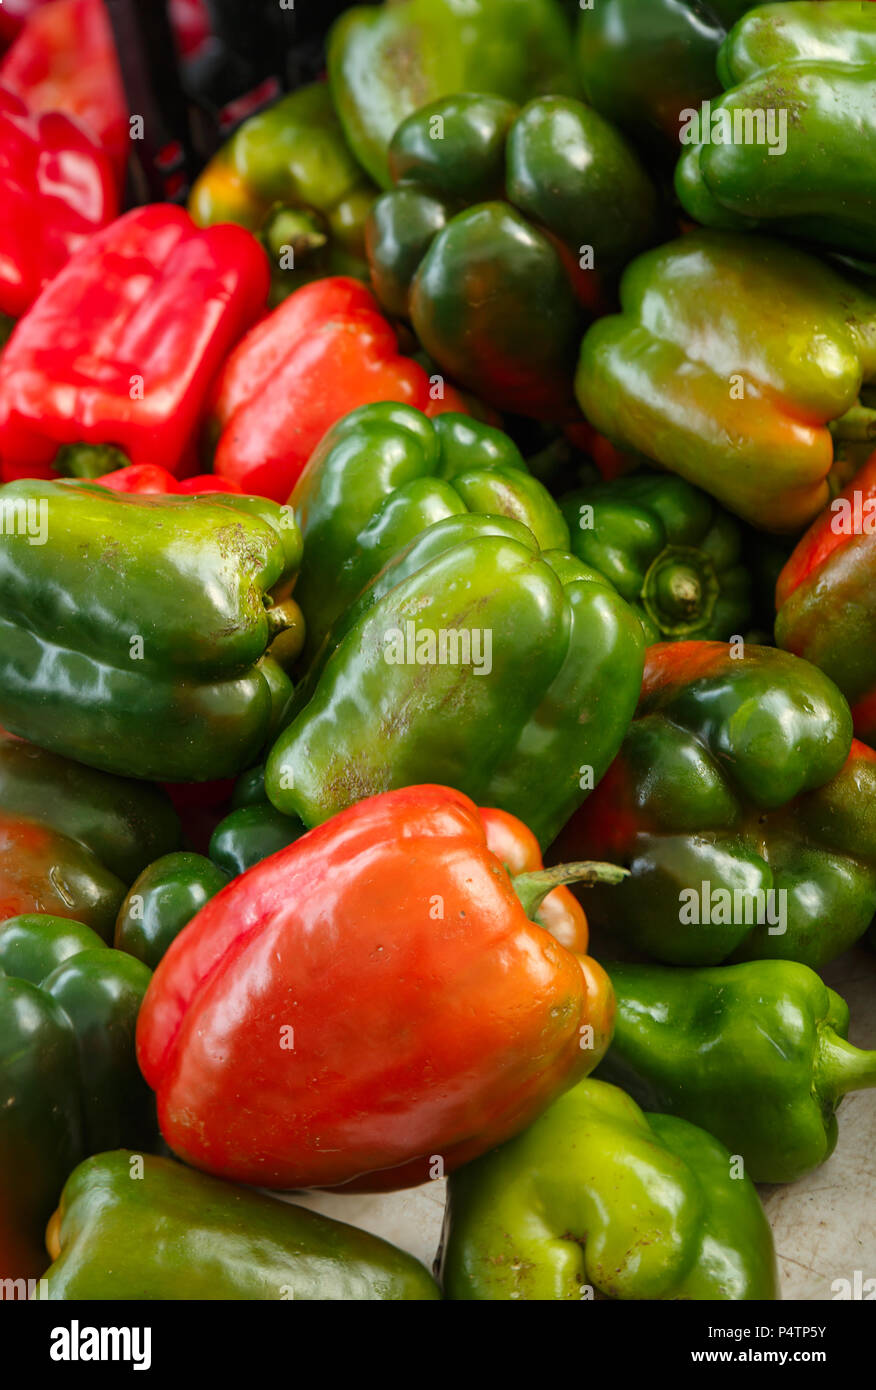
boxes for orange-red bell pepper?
[210,276,469,502]
[137,784,617,1191]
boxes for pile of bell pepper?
[0,0,875,1304]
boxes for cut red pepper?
[0,0,128,182]
[0,205,269,483]
[0,87,117,320]
[210,276,469,502]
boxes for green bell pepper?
[291,402,570,666]
[561,473,751,643]
[327,0,577,189]
[0,482,303,782]
[440,1076,778,1300]
[115,809,307,968]
[576,231,876,531]
[208,803,306,879]
[597,959,876,1183]
[554,641,876,967]
[114,853,229,970]
[38,1151,441,1300]
[677,3,876,257]
[367,92,659,419]
[575,0,727,158]
[189,83,377,305]
[266,513,644,849]
[0,731,180,939]
[0,915,154,1281]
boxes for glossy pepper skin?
[575,0,727,159]
[554,641,876,968]
[114,853,229,971]
[0,206,269,484]
[0,914,154,1281]
[0,88,116,321]
[597,960,876,1183]
[0,731,180,938]
[676,3,876,257]
[95,463,243,497]
[776,451,876,745]
[327,0,577,189]
[137,785,618,1192]
[189,83,377,305]
[266,514,645,849]
[0,481,302,781]
[0,0,127,182]
[561,473,751,644]
[576,231,876,531]
[291,402,570,666]
[367,93,659,419]
[208,803,306,880]
[209,277,467,503]
[39,1151,441,1300]
[440,1077,778,1300]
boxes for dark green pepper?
[367,92,659,418]
[291,402,570,666]
[0,482,303,781]
[208,804,307,879]
[575,0,727,158]
[327,0,578,188]
[677,2,876,257]
[0,915,154,1280]
[561,473,751,643]
[0,731,180,939]
[38,1151,441,1300]
[266,513,644,849]
[440,1077,778,1300]
[114,853,229,970]
[189,84,377,304]
[555,641,876,967]
[597,959,876,1183]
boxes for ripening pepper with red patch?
[0,0,128,182]
[0,87,116,329]
[776,449,876,746]
[208,276,468,502]
[0,730,180,940]
[554,641,876,968]
[137,785,620,1192]
[0,206,269,484]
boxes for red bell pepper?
[0,87,117,321]
[210,277,470,502]
[0,205,269,483]
[96,463,243,496]
[776,449,876,743]
[0,0,127,182]
[137,784,617,1191]
[0,1,48,48]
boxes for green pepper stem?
[54,443,130,479]
[817,1026,876,1103]
[512,861,628,919]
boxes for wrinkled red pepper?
[0,87,117,320]
[210,277,470,502]
[0,0,128,182]
[137,784,615,1191]
[0,205,269,483]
